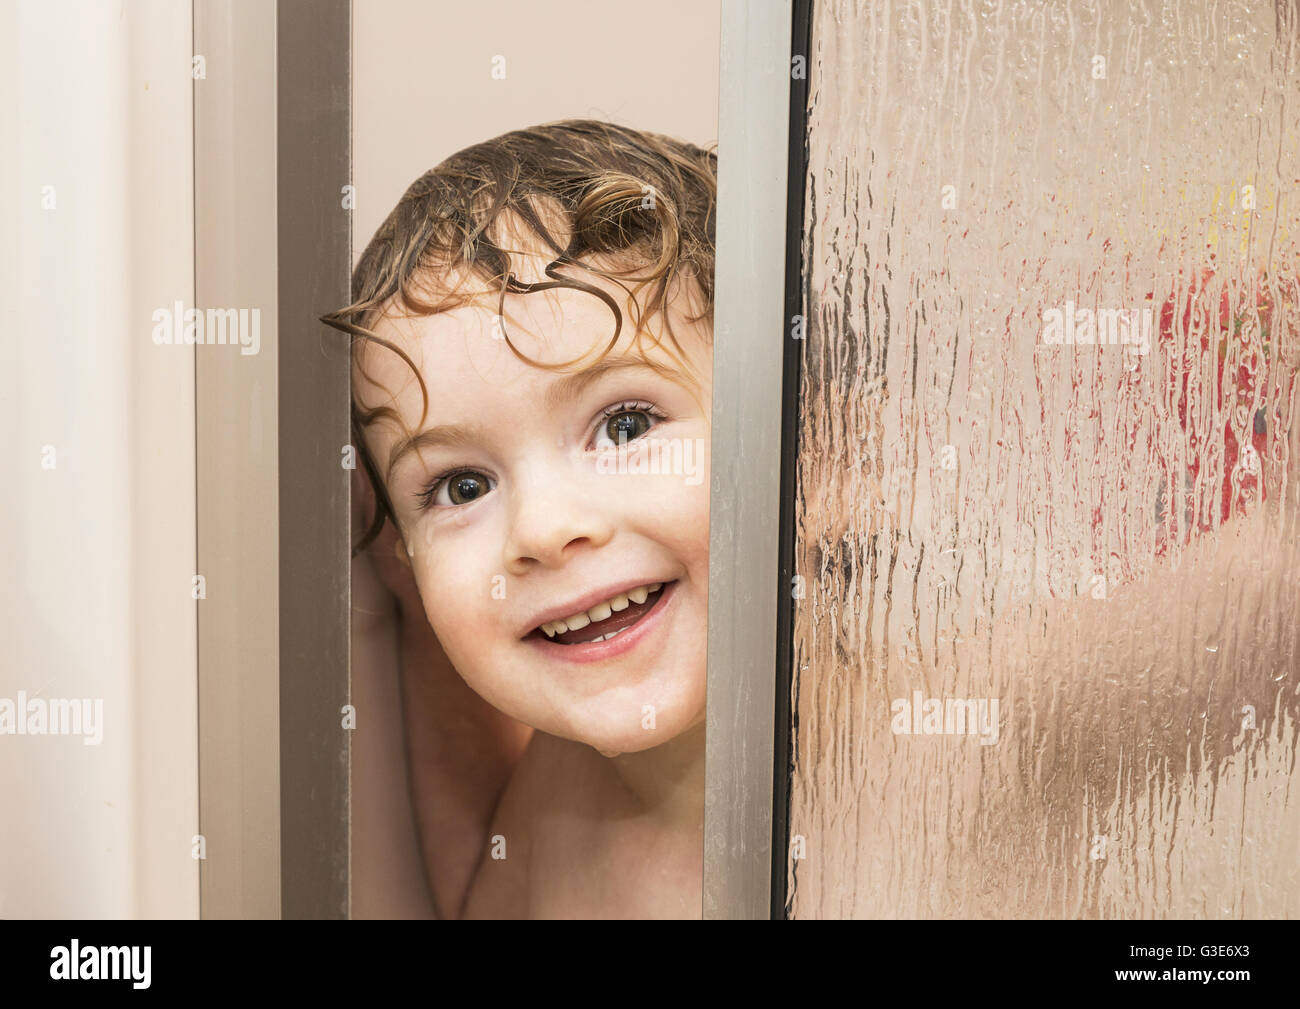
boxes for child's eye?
[592,400,666,450]
[417,469,496,509]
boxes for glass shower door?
[788,0,1300,918]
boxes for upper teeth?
[540,583,663,637]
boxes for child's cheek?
[408,540,486,653]
[677,441,712,555]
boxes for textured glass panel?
[789,0,1300,918]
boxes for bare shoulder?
[460,731,567,919]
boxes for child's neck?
[604,719,706,825]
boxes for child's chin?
[582,709,705,756]
[589,733,663,757]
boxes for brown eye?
[445,471,491,505]
[419,469,495,509]
[600,410,653,447]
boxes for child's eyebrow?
[386,421,488,484]
[543,357,683,411]
[385,358,690,483]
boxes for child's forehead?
[367,282,635,372]
[363,258,709,377]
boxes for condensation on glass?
[788,0,1300,918]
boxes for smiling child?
[326,120,717,918]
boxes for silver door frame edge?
[703,0,794,920]
[195,0,282,920]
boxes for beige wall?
[353,0,722,259]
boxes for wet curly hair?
[321,118,718,554]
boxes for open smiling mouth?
[528,581,675,646]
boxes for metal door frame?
[703,0,810,920]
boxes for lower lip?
[526,581,679,664]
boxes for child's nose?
[501,464,615,572]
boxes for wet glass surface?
[788,0,1300,918]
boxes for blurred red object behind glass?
[1153,263,1299,553]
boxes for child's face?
[357,262,711,754]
